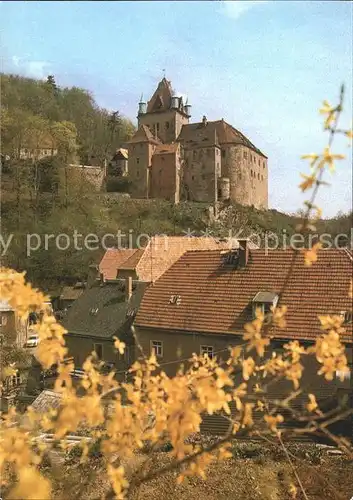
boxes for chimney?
[125,276,132,302]
[87,264,99,288]
[202,115,207,127]
[238,239,249,268]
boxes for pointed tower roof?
[128,125,161,145]
[147,77,173,113]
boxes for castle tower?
[137,77,191,143]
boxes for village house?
[19,137,58,161]
[133,242,353,432]
[119,78,268,208]
[108,147,129,176]
[62,276,148,374]
[98,235,253,282]
[0,298,29,348]
[0,299,43,411]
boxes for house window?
[94,343,103,359]
[216,149,219,156]
[12,372,21,386]
[137,157,140,164]
[339,311,353,324]
[200,345,214,359]
[252,292,279,319]
[151,340,163,357]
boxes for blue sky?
[1,1,352,217]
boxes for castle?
[124,78,268,209]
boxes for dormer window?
[252,292,279,318]
[339,311,353,324]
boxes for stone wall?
[222,145,268,209]
[151,151,180,203]
[183,145,221,203]
[59,165,106,193]
[128,143,155,198]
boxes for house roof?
[62,280,148,339]
[31,390,62,413]
[135,248,353,343]
[112,148,128,160]
[99,248,139,280]
[60,285,85,302]
[153,143,180,155]
[128,125,161,145]
[147,78,173,113]
[99,236,242,283]
[178,119,266,158]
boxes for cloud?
[221,1,270,21]
[11,55,50,79]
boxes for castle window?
[156,123,160,132]
[216,149,219,155]
[192,175,195,180]
[239,173,242,180]
[258,158,260,165]
[251,170,253,177]
[137,157,140,164]
[258,173,260,180]
[222,150,226,158]
[244,151,247,159]
[136,170,140,177]
[263,162,265,168]
[165,121,170,130]
[193,150,197,159]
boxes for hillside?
[1,73,135,165]
[0,73,351,292]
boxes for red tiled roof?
[153,143,180,155]
[178,119,266,158]
[135,236,238,283]
[135,249,353,343]
[128,125,161,145]
[100,238,257,283]
[99,249,140,280]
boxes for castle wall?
[183,146,221,203]
[128,143,155,198]
[222,145,268,209]
[151,151,180,204]
[139,110,189,143]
